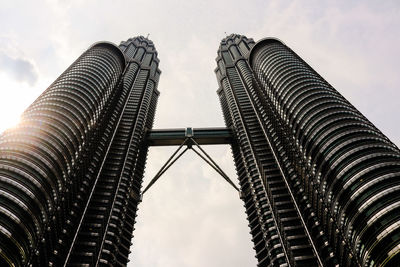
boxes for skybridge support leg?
[140,136,240,199]
[141,138,189,196]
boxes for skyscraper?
[216,34,400,266]
[0,36,160,266]
[1,33,400,267]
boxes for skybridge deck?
[146,127,233,146]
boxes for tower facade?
[216,34,400,266]
[1,33,400,267]
[0,36,160,266]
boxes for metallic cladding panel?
[65,36,161,266]
[216,34,321,266]
[0,43,125,266]
[250,39,400,265]
[0,36,161,266]
[112,36,160,266]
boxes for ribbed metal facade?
[216,34,320,266]
[0,36,160,266]
[64,36,160,266]
[2,33,399,267]
[217,34,400,266]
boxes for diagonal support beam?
[190,138,239,191]
[142,138,189,196]
[141,135,240,198]
[191,147,239,192]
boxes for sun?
[0,73,39,133]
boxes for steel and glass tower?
[216,34,400,266]
[1,33,400,267]
[0,36,160,266]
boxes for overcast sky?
[1,1,400,266]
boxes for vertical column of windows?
[104,38,161,265]
[216,35,289,266]
[65,36,161,266]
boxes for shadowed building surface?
[216,34,400,266]
[0,36,160,266]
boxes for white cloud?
[0,52,38,85]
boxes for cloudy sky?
[1,0,400,266]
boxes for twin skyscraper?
[0,35,399,266]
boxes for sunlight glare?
[0,72,38,133]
